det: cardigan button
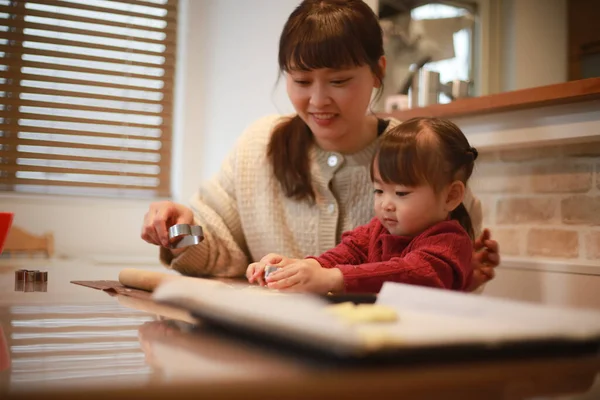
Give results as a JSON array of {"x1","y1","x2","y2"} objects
[
  {"x1": 327, "y1": 155, "x2": 338, "y2": 167},
  {"x1": 326, "y1": 203, "x2": 335, "y2": 214}
]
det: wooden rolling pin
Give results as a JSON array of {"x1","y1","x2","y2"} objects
[{"x1": 118, "y1": 268, "x2": 228, "y2": 292}]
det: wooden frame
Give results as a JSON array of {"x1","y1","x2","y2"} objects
[{"x1": 2, "y1": 225, "x2": 54, "y2": 258}]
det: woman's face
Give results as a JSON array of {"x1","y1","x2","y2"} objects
[{"x1": 285, "y1": 59, "x2": 384, "y2": 149}]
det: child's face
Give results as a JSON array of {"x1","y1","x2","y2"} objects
[{"x1": 372, "y1": 169, "x2": 449, "y2": 237}]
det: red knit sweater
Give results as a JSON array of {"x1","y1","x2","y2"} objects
[{"x1": 311, "y1": 218, "x2": 473, "y2": 293}]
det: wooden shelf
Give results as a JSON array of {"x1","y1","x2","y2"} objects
[{"x1": 381, "y1": 77, "x2": 600, "y2": 121}]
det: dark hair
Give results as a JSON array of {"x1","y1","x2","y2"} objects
[
  {"x1": 267, "y1": 0, "x2": 385, "y2": 202},
  {"x1": 370, "y1": 117, "x2": 478, "y2": 239}
]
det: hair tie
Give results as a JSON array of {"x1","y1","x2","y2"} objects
[{"x1": 468, "y1": 147, "x2": 478, "y2": 161}]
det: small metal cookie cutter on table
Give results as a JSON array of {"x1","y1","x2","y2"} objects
[
  {"x1": 168, "y1": 224, "x2": 204, "y2": 249},
  {"x1": 264, "y1": 265, "x2": 279, "y2": 280}
]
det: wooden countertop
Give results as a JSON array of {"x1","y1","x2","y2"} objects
[
  {"x1": 382, "y1": 77, "x2": 600, "y2": 121},
  {"x1": 1, "y1": 261, "x2": 600, "y2": 399}
]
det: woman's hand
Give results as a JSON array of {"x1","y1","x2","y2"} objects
[
  {"x1": 141, "y1": 201, "x2": 194, "y2": 248},
  {"x1": 246, "y1": 253, "x2": 298, "y2": 286},
  {"x1": 468, "y1": 229, "x2": 500, "y2": 292},
  {"x1": 265, "y1": 259, "x2": 344, "y2": 294}
]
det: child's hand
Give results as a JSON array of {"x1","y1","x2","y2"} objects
[
  {"x1": 246, "y1": 253, "x2": 298, "y2": 286},
  {"x1": 266, "y1": 259, "x2": 344, "y2": 294},
  {"x1": 246, "y1": 262, "x2": 267, "y2": 286}
]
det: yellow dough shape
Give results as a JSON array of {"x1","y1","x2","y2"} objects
[{"x1": 325, "y1": 302, "x2": 398, "y2": 324}]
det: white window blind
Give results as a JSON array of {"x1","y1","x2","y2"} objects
[{"x1": 0, "y1": 0, "x2": 177, "y2": 197}]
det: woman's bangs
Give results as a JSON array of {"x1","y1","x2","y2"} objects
[{"x1": 280, "y1": 17, "x2": 368, "y2": 71}]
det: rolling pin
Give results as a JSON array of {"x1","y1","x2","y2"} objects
[{"x1": 118, "y1": 268, "x2": 228, "y2": 292}]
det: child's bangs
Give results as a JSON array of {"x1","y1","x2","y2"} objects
[
  {"x1": 372, "y1": 120, "x2": 444, "y2": 190},
  {"x1": 279, "y1": 15, "x2": 370, "y2": 71},
  {"x1": 372, "y1": 136, "x2": 427, "y2": 188}
]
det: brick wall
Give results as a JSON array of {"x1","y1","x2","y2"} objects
[{"x1": 470, "y1": 142, "x2": 600, "y2": 262}]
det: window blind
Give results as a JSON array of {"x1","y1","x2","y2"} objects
[{"x1": 0, "y1": 0, "x2": 177, "y2": 197}]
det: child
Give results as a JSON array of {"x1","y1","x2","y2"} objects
[{"x1": 247, "y1": 117, "x2": 477, "y2": 294}]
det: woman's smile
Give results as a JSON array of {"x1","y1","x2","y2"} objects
[{"x1": 310, "y1": 112, "x2": 338, "y2": 126}]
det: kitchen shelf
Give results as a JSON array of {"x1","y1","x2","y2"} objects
[{"x1": 381, "y1": 77, "x2": 600, "y2": 121}]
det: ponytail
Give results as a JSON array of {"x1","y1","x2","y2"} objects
[
  {"x1": 267, "y1": 115, "x2": 315, "y2": 202},
  {"x1": 450, "y1": 202, "x2": 474, "y2": 240}
]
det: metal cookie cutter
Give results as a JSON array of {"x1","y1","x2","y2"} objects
[
  {"x1": 168, "y1": 224, "x2": 204, "y2": 249},
  {"x1": 264, "y1": 265, "x2": 279, "y2": 280},
  {"x1": 15, "y1": 269, "x2": 48, "y2": 292}
]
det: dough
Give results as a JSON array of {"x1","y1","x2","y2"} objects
[{"x1": 325, "y1": 302, "x2": 398, "y2": 324}]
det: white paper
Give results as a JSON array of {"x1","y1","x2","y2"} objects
[
  {"x1": 153, "y1": 280, "x2": 366, "y2": 355},
  {"x1": 152, "y1": 279, "x2": 600, "y2": 356}
]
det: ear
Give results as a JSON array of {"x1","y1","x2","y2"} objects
[
  {"x1": 444, "y1": 181, "x2": 465, "y2": 212},
  {"x1": 374, "y1": 56, "x2": 387, "y2": 88}
]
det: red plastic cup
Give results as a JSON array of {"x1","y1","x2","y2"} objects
[{"x1": 0, "y1": 212, "x2": 14, "y2": 254}]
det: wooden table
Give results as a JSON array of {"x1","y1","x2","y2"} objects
[{"x1": 0, "y1": 260, "x2": 599, "y2": 400}]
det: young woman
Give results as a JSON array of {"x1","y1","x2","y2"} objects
[{"x1": 141, "y1": 0, "x2": 499, "y2": 290}]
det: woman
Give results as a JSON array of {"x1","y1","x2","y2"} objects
[{"x1": 141, "y1": 0, "x2": 499, "y2": 290}]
